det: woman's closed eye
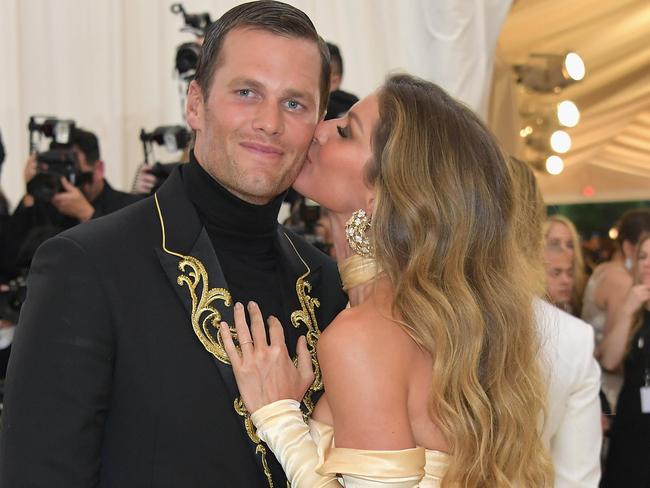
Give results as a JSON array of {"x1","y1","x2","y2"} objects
[{"x1": 337, "y1": 125, "x2": 351, "y2": 138}]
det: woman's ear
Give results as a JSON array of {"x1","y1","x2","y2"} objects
[
  {"x1": 622, "y1": 240, "x2": 636, "y2": 260},
  {"x1": 365, "y1": 194, "x2": 376, "y2": 217}
]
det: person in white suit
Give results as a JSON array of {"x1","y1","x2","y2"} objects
[
  {"x1": 535, "y1": 300, "x2": 602, "y2": 486},
  {"x1": 510, "y1": 157, "x2": 602, "y2": 487}
]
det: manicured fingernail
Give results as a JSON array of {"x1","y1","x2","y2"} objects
[{"x1": 235, "y1": 302, "x2": 243, "y2": 310}]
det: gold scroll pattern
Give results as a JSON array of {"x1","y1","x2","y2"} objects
[{"x1": 155, "y1": 196, "x2": 323, "y2": 488}]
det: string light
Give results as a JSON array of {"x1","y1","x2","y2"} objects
[
  {"x1": 550, "y1": 130, "x2": 572, "y2": 153},
  {"x1": 546, "y1": 155, "x2": 564, "y2": 175},
  {"x1": 557, "y1": 101, "x2": 580, "y2": 127}
]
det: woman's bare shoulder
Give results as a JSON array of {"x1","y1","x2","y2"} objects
[
  {"x1": 315, "y1": 305, "x2": 418, "y2": 449},
  {"x1": 317, "y1": 303, "x2": 415, "y2": 367},
  {"x1": 598, "y1": 263, "x2": 632, "y2": 288}
]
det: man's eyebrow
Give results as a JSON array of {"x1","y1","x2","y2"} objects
[
  {"x1": 348, "y1": 111, "x2": 364, "y2": 134},
  {"x1": 228, "y1": 77, "x2": 265, "y2": 91}
]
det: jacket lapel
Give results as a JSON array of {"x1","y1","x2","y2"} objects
[
  {"x1": 153, "y1": 168, "x2": 272, "y2": 484},
  {"x1": 153, "y1": 168, "x2": 237, "y2": 391},
  {"x1": 275, "y1": 228, "x2": 326, "y2": 414},
  {"x1": 275, "y1": 228, "x2": 323, "y2": 317}
]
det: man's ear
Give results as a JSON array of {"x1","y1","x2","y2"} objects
[
  {"x1": 330, "y1": 73, "x2": 342, "y2": 92},
  {"x1": 93, "y1": 160, "x2": 105, "y2": 182},
  {"x1": 186, "y1": 80, "x2": 205, "y2": 131}
]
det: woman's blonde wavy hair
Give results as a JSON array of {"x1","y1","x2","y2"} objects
[
  {"x1": 509, "y1": 157, "x2": 547, "y2": 297},
  {"x1": 543, "y1": 215, "x2": 586, "y2": 313},
  {"x1": 367, "y1": 75, "x2": 553, "y2": 487}
]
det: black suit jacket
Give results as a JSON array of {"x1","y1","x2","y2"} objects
[
  {"x1": 0, "y1": 181, "x2": 142, "y2": 278},
  {"x1": 0, "y1": 169, "x2": 347, "y2": 487}
]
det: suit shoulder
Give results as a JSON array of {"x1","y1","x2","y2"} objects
[
  {"x1": 57, "y1": 196, "x2": 158, "y2": 251},
  {"x1": 535, "y1": 299, "x2": 595, "y2": 356}
]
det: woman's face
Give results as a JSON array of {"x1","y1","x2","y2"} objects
[
  {"x1": 546, "y1": 221, "x2": 574, "y2": 255},
  {"x1": 636, "y1": 239, "x2": 650, "y2": 285},
  {"x1": 293, "y1": 93, "x2": 379, "y2": 214}
]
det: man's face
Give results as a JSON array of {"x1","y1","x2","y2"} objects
[
  {"x1": 187, "y1": 27, "x2": 322, "y2": 205},
  {"x1": 72, "y1": 145, "x2": 103, "y2": 202},
  {"x1": 544, "y1": 250, "x2": 574, "y2": 308}
]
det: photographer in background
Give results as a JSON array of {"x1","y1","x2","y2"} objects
[
  {"x1": 324, "y1": 42, "x2": 358, "y2": 120},
  {"x1": 132, "y1": 125, "x2": 191, "y2": 195},
  {"x1": 0, "y1": 130, "x2": 8, "y2": 219},
  {"x1": 0, "y1": 131, "x2": 9, "y2": 246},
  {"x1": 0, "y1": 132, "x2": 15, "y2": 388},
  {"x1": 1, "y1": 127, "x2": 142, "y2": 278}
]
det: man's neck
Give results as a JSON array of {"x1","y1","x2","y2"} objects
[{"x1": 87, "y1": 179, "x2": 105, "y2": 202}]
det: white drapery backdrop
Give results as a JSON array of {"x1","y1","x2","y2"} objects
[{"x1": 0, "y1": 0, "x2": 508, "y2": 209}]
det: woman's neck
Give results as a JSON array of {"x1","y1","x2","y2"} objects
[{"x1": 328, "y1": 210, "x2": 378, "y2": 307}]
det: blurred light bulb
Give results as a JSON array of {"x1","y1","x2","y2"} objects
[
  {"x1": 557, "y1": 100, "x2": 580, "y2": 127},
  {"x1": 564, "y1": 52, "x2": 585, "y2": 81},
  {"x1": 609, "y1": 227, "x2": 619, "y2": 240},
  {"x1": 546, "y1": 155, "x2": 564, "y2": 175},
  {"x1": 519, "y1": 125, "x2": 533, "y2": 138},
  {"x1": 550, "y1": 130, "x2": 572, "y2": 153}
]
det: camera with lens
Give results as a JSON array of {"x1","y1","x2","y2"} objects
[
  {"x1": 171, "y1": 3, "x2": 211, "y2": 80},
  {"x1": 175, "y1": 42, "x2": 201, "y2": 81},
  {"x1": 137, "y1": 125, "x2": 191, "y2": 194},
  {"x1": 0, "y1": 276, "x2": 26, "y2": 325},
  {"x1": 170, "y1": 3, "x2": 211, "y2": 120},
  {"x1": 171, "y1": 3, "x2": 211, "y2": 35},
  {"x1": 26, "y1": 116, "x2": 92, "y2": 202}
]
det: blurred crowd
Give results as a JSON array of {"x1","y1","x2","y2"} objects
[{"x1": 541, "y1": 209, "x2": 650, "y2": 483}]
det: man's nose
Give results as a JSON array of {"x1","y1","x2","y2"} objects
[{"x1": 253, "y1": 100, "x2": 283, "y2": 136}]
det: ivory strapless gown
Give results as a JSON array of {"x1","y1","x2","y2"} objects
[{"x1": 251, "y1": 399, "x2": 450, "y2": 487}]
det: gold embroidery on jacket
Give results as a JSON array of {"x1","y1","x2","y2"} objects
[
  {"x1": 155, "y1": 194, "x2": 234, "y2": 362},
  {"x1": 283, "y1": 232, "x2": 323, "y2": 420},
  {"x1": 155, "y1": 196, "x2": 322, "y2": 487}
]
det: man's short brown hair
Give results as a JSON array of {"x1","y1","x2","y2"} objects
[{"x1": 194, "y1": 1, "x2": 331, "y2": 116}]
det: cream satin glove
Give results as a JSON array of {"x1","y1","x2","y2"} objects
[{"x1": 251, "y1": 400, "x2": 431, "y2": 488}]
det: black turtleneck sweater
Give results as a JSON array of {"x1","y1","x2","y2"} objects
[{"x1": 181, "y1": 153, "x2": 289, "y2": 329}]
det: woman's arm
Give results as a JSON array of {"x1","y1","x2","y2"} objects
[
  {"x1": 220, "y1": 302, "x2": 429, "y2": 487},
  {"x1": 598, "y1": 284, "x2": 650, "y2": 370},
  {"x1": 597, "y1": 268, "x2": 633, "y2": 340}
]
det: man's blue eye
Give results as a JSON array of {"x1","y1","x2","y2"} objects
[
  {"x1": 238, "y1": 89, "x2": 251, "y2": 96},
  {"x1": 287, "y1": 100, "x2": 301, "y2": 110}
]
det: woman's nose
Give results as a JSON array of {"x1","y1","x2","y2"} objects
[{"x1": 312, "y1": 120, "x2": 333, "y2": 145}]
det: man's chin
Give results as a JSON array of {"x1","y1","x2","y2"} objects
[{"x1": 235, "y1": 180, "x2": 289, "y2": 206}]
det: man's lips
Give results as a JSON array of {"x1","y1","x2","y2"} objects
[{"x1": 240, "y1": 141, "x2": 284, "y2": 156}]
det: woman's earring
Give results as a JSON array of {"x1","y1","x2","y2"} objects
[
  {"x1": 625, "y1": 257, "x2": 633, "y2": 271},
  {"x1": 345, "y1": 209, "x2": 373, "y2": 257}
]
